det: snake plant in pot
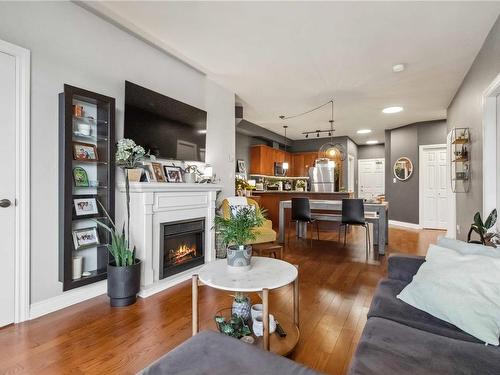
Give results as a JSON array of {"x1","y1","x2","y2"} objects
[
  {"x1": 214, "y1": 205, "x2": 265, "y2": 270},
  {"x1": 94, "y1": 139, "x2": 149, "y2": 307}
]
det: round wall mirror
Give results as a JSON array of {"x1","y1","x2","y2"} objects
[{"x1": 393, "y1": 157, "x2": 413, "y2": 181}]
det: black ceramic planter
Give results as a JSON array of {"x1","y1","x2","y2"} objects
[{"x1": 107, "y1": 259, "x2": 141, "y2": 307}]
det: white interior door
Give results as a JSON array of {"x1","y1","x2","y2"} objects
[
  {"x1": 421, "y1": 146, "x2": 448, "y2": 229},
  {"x1": 0, "y1": 50, "x2": 16, "y2": 326},
  {"x1": 358, "y1": 158, "x2": 385, "y2": 199}
]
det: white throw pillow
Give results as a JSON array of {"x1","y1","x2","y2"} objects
[
  {"x1": 397, "y1": 244, "x2": 500, "y2": 345},
  {"x1": 437, "y1": 236, "x2": 500, "y2": 258}
]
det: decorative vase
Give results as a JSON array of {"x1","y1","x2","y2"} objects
[
  {"x1": 244, "y1": 189, "x2": 252, "y2": 197},
  {"x1": 127, "y1": 168, "x2": 142, "y2": 182},
  {"x1": 296, "y1": 187, "x2": 304, "y2": 192},
  {"x1": 107, "y1": 259, "x2": 141, "y2": 307},
  {"x1": 226, "y1": 245, "x2": 252, "y2": 270},
  {"x1": 183, "y1": 172, "x2": 196, "y2": 183},
  {"x1": 232, "y1": 296, "x2": 252, "y2": 321},
  {"x1": 252, "y1": 313, "x2": 277, "y2": 336}
]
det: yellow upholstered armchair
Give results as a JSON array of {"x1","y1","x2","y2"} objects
[{"x1": 220, "y1": 198, "x2": 277, "y2": 245}]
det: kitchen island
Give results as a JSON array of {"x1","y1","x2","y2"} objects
[{"x1": 251, "y1": 191, "x2": 353, "y2": 229}]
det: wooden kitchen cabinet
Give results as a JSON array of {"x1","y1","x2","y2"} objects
[
  {"x1": 250, "y1": 145, "x2": 293, "y2": 176},
  {"x1": 292, "y1": 152, "x2": 317, "y2": 177}
]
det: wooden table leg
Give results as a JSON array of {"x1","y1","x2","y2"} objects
[
  {"x1": 192, "y1": 274, "x2": 199, "y2": 336},
  {"x1": 293, "y1": 265, "x2": 299, "y2": 327},
  {"x1": 262, "y1": 288, "x2": 270, "y2": 351}
]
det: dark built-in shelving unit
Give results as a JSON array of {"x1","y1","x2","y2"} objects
[{"x1": 59, "y1": 84, "x2": 115, "y2": 291}]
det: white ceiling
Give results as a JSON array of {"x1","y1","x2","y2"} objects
[{"x1": 85, "y1": 1, "x2": 500, "y2": 143}]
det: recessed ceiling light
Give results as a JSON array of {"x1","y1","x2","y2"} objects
[
  {"x1": 382, "y1": 106, "x2": 403, "y2": 114},
  {"x1": 392, "y1": 64, "x2": 405, "y2": 73},
  {"x1": 357, "y1": 129, "x2": 372, "y2": 134},
  {"x1": 366, "y1": 140, "x2": 378, "y2": 145}
]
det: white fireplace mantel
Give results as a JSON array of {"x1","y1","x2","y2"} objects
[{"x1": 118, "y1": 182, "x2": 222, "y2": 297}]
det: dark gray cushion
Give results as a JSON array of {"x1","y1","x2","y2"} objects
[
  {"x1": 139, "y1": 330, "x2": 322, "y2": 375},
  {"x1": 348, "y1": 317, "x2": 500, "y2": 375},
  {"x1": 368, "y1": 278, "x2": 481, "y2": 343}
]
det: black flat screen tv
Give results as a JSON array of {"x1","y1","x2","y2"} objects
[{"x1": 124, "y1": 81, "x2": 207, "y2": 162}]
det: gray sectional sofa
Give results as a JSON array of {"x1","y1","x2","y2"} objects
[
  {"x1": 348, "y1": 253, "x2": 500, "y2": 375},
  {"x1": 140, "y1": 253, "x2": 500, "y2": 374}
]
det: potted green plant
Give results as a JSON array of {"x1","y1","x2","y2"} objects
[
  {"x1": 468, "y1": 209, "x2": 499, "y2": 247},
  {"x1": 116, "y1": 138, "x2": 149, "y2": 182},
  {"x1": 295, "y1": 179, "x2": 306, "y2": 192},
  {"x1": 214, "y1": 205, "x2": 265, "y2": 270},
  {"x1": 94, "y1": 138, "x2": 149, "y2": 307},
  {"x1": 95, "y1": 203, "x2": 141, "y2": 306}
]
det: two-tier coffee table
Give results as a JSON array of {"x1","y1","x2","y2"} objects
[{"x1": 192, "y1": 256, "x2": 300, "y2": 356}]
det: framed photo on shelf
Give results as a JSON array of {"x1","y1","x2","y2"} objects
[
  {"x1": 73, "y1": 142, "x2": 99, "y2": 161},
  {"x1": 237, "y1": 159, "x2": 247, "y2": 174},
  {"x1": 164, "y1": 166, "x2": 183, "y2": 183},
  {"x1": 73, "y1": 197, "x2": 99, "y2": 216},
  {"x1": 151, "y1": 162, "x2": 166, "y2": 182},
  {"x1": 72, "y1": 227, "x2": 100, "y2": 250},
  {"x1": 73, "y1": 167, "x2": 89, "y2": 187}
]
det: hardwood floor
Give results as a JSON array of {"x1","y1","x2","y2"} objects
[{"x1": 0, "y1": 226, "x2": 443, "y2": 375}]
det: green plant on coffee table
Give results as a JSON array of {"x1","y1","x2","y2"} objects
[
  {"x1": 468, "y1": 209, "x2": 499, "y2": 247},
  {"x1": 215, "y1": 312, "x2": 252, "y2": 339},
  {"x1": 214, "y1": 205, "x2": 265, "y2": 247}
]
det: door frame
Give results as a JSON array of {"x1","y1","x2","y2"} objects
[
  {"x1": 482, "y1": 72, "x2": 500, "y2": 217},
  {"x1": 419, "y1": 144, "x2": 447, "y2": 229},
  {"x1": 0, "y1": 39, "x2": 31, "y2": 323}
]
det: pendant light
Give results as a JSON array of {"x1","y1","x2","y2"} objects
[{"x1": 282, "y1": 125, "x2": 289, "y2": 170}]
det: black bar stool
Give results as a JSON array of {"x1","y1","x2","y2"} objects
[{"x1": 288, "y1": 198, "x2": 320, "y2": 247}]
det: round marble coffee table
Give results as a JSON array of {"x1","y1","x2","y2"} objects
[{"x1": 192, "y1": 256, "x2": 299, "y2": 355}]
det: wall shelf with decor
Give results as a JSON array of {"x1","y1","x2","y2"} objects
[
  {"x1": 59, "y1": 84, "x2": 116, "y2": 291},
  {"x1": 450, "y1": 127, "x2": 470, "y2": 193}
]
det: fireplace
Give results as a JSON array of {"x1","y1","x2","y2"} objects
[{"x1": 160, "y1": 218, "x2": 205, "y2": 279}]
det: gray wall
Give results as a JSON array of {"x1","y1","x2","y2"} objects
[
  {"x1": 358, "y1": 144, "x2": 385, "y2": 160},
  {"x1": 385, "y1": 120, "x2": 447, "y2": 224},
  {"x1": 0, "y1": 2, "x2": 235, "y2": 303},
  {"x1": 447, "y1": 15, "x2": 500, "y2": 240},
  {"x1": 235, "y1": 133, "x2": 265, "y2": 174}
]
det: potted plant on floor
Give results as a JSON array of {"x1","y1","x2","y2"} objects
[
  {"x1": 214, "y1": 205, "x2": 265, "y2": 270},
  {"x1": 468, "y1": 209, "x2": 499, "y2": 247},
  {"x1": 95, "y1": 138, "x2": 149, "y2": 307}
]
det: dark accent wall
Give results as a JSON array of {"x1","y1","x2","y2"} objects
[
  {"x1": 358, "y1": 144, "x2": 385, "y2": 159},
  {"x1": 235, "y1": 132, "x2": 266, "y2": 174},
  {"x1": 447, "y1": 15, "x2": 500, "y2": 240},
  {"x1": 385, "y1": 120, "x2": 447, "y2": 224}
]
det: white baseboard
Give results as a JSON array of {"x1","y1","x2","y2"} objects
[
  {"x1": 389, "y1": 220, "x2": 422, "y2": 230},
  {"x1": 29, "y1": 281, "x2": 106, "y2": 320}
]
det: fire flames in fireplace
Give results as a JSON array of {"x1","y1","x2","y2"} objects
[{"x1": 168, "y1": 243, "x2": 197, "y2": 264}]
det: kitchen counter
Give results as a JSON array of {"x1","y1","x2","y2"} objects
[{"x1": 251, "y1": 191, "x2": 353, "y2": 228}]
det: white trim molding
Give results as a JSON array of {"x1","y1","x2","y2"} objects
[
  {"x1": 0, "y1": 39, "x2": 31, "y2": 323},
  {"x1": 482, "y1": 72, "x2": 500, "y2": 217},
  {"x1": 30, "y1": 281, "x2": 106, "y2": 320},
  {"x1": 389, "y1": 220, "x2": 422, "y2": 230}
]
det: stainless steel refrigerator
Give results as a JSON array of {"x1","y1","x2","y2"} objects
[{"x1": 309, "y1": 160, "x2": 336, "y2": 192}]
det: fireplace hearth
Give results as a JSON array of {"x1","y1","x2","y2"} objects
[{"x1": 160, "y1": 218, "x2": 205, "y2": 279}]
